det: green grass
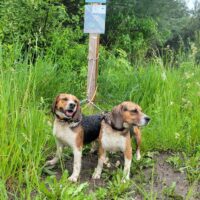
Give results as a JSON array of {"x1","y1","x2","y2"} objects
[
  {"x1": 98, "y1": 59, "x2": 200, "y2": 152},
  {"x1": 0, "y1": 43, "x2": 200, "y2": 199}
]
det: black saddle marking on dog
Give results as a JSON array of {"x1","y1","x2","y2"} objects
[{"x1": 81, "y1": 114, "x2": 103, "y2": 144}]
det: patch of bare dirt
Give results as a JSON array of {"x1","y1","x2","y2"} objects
[
  {"x1": 154, "y1": 153, "x2": 189, "y2": 197},
  {"x1": 135, "y1": 152, "x2": 199, "y2": 200},
  {"x1": 43, "y1": 151, "x2": 199, "y2": 199},
  {"x1": 44, "y1": 151, "x2": 106, "y2": 188}
]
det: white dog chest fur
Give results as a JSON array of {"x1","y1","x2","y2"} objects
[
  {"x1": 53, "y1": 120, "x2": 77, "y2": 147},
  {"x1": 101, "y1": 127, "x2": 126, "y2": 152}
]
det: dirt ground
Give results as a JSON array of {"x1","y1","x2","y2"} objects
[{"x1": 44, "y1": 151, "x2": 200, "y2": 199}]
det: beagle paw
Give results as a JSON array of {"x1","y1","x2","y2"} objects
[
  {"x1": 92, "y1": 172, "x2": 101, "y2": 179},
  {"x1": 45, "y1": 159, "x2": 58, "y2": 166},
  {"x1": 68, "y1": 175, "x2": 78, "y2": 182},
  {"x1": 104, "y1": 157, "x2": 111, "y2": 168},
  {"x1": 121, "y1": 177, "x2": 129, "y2": 183},
  {"x1": 136, "y1": 152, "x2": 141, "y2": 161}
]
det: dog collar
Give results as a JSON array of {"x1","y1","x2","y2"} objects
[
  {"x1": 110, "y1": 122, "x2": 126, "y2": 132},
  {"x1": 102, "y1": 112, "x2": 126, "y2": 132},
  {"x1": 55, "y1": 113, "x2": 71, "y2": 122},
  {"x1": 55, "y1": 113, "x2": 82, "y2": 128}
]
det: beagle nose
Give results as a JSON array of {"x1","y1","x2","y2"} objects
[
  {"x1": 144, "y1": 116, "x2": 150, "y2": 123},
  {"x1": 69, "y1": 103, "x2": 75, "y2": 109}
]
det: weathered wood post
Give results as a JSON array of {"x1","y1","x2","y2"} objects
[
  {"x1": 84, "y1": 0, "x2": 107, "y2": 103},
  {"x1": 87, "y1": 33, "x2": 100, "y2": 101}
]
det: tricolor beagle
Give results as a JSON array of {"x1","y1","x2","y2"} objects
[
  {"x1": 46, "y1": 93, "x2": 102, "y2": 182},
  {"x1": 92, "y1": 101, "x2": 150, "y2": 181}
]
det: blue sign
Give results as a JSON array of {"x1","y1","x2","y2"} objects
[
  {"x1": 86, "y1": 0, "x2": 106, "y2": 3},
  {"x1": 84, "y1": 5, "x2": 106, "y2": 34}
]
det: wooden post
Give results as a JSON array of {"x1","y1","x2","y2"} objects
[{"x1": 87, "y1": 33, "x2": 100, "y2": 102}]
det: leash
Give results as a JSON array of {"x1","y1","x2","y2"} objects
[
  {"x1": 80, "y1": 85, "x2": 104, "y2": 112},
  {"x1": 80, "y1": 98, "x2": 104, "y2": 112}
]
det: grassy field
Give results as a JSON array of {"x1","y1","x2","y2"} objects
[{"x1": 0, "y1": 44, "x2": 200, "y2": 199}]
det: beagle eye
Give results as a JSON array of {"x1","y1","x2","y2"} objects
[
  {"x1": 130, "y1": 109, "x2": 138, "y2": 114},
  {"x1": 58, "y1": 107, "x2": 63, "y2": 111},
  {"x1": 123, "y1": 107, "x2": 128, "y2": 111},
  {"x1": 74, "y1": 100, "x2": 78, "y2": 104},
  {"x1": 62, "y1": 98, "x2": 68, "y2": 101}
]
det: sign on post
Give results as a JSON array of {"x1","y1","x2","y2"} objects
[
  {"x1": 84, "y1": 5, "x2": 106, "y2": 34},
  {"x1": 86, "y1": 0, "x2": 106, "y2": 3},
  {"x1": 84, "y1": 1, "x2": 107, "y2": 103}
]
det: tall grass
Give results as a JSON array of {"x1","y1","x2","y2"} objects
[
  {"x1": 0, "y1": 41, "x2": 87, "y2": 198},
  {"x1": 0, "y1": 61, "x2": 51, "y2": 198},
  {"x1": 98, "y1": 58, "x2": 200, "y2": 152},
  {"x1": 0, "y1": 42, "x2": 199, "y2": 198}
]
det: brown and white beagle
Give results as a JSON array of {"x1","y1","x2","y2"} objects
[
  {"x1": 46, "y1": 93, "x2": 102, "y2": 182},
  {"x1": 92, "y1": 101, "x2": 150, "y2": 181}
]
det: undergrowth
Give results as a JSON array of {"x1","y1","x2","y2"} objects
[{"x1": 0, "y1": 42, "x2": 199, "y2": 199}]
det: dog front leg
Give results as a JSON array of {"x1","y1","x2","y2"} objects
[
  {"x1": 46, "y1": 141, "x2": 63, "y2": 166},
  {"x1": 68, "y1": 148, "x2": 82, "y2": 182},
  {"x1": 92, "y1": 145, "x2": 106, "y2": 179},
  {"x1": 122, "y1": 144, "x2": 132, "y2": 182}
]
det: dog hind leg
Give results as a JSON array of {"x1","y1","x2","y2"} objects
[{"x1": 46, "y1": 141, "x2": 63, "y2": 166}]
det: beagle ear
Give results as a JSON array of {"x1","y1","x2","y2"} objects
[
  {"x1": 52, "y1": 95, "x2": 60, "y2": 114},
  {"x1": 111, "y1": 104, "x2": 124, "y2": 129},
  {"x1": 73, "y1": 101, "x2": 82, "y2": 121}
]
